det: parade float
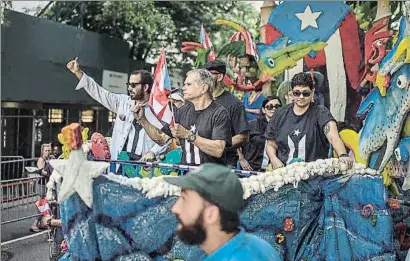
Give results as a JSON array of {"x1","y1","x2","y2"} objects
[{"x1": 46, "y1": 1, "x2": 410, "y2": 260}]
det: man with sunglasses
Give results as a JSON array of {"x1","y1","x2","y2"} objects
[
  {"x1": 265, "y1": 72, "x2": 353, "y2": 169},
  {"x1": 202, "y1": 60, "x2": 250, "y2": 168},
  {"x1": 66, "y1": 57, "x2": 170, "y2": 166}
]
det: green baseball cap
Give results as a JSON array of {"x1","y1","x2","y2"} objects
[{"x1": 163, "y1": 163, "x2": 244, "y2": 213}]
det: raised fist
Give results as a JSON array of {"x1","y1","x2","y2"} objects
[{"x1": 66, "y1": 57, "x2": 81, "y2": 74}]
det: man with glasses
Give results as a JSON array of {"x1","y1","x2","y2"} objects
[
  {"x1": 202, "y1": 60, "x2": 250, "y2": 168},
  {"x1": 133, "y1": 69, "x2": 232, "y2": 165},
  {"x1": 66, "y1": 57, "x2": 169, "y2": 165},
  {"x1": 265, "y1": 72, "x2": 353, "y2": 169}
]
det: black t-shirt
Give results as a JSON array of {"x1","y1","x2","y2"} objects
[
  {"x1": 264, "y1": 103, "x2": 335, "y2": 164},
  {"x1": 171, "y1": 101, "x2": 232, "y2": 165},
  {"x1": 243, "y1": 117, "x2": 268, "y2": 171},
  {"x1": 215, "y1": 91, "x2": 250, "y2": 166}
]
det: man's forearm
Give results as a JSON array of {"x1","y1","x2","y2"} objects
[
  {"x1": 237, "y1": 148, "x2": 245, "y2": 160},
  {"x1": 74, "y1": 71, "x2": 83, "y2": 80},
  {"x1": 266, "y1": 140, "x2": 278, "y2": 163},
  {"x1": 325, "y1": 121, "x2": 348, "y2": 157},
  {"x1": 139, "y1": 118, "x2": 171, "y2": 146},
  {"x1": 232, "y1": 133, "x2": 248, "y2": 148},
  {"x1": 329, "y1": 137, "x2": 348, "y2": 157},
  {"x1": 193, "y1": 136, "x2": 225, "y2": 158}
]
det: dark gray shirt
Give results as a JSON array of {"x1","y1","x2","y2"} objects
[
  {"x1": 264, "y1": 103, "x2": 335, "y2": 164},
  {"x1": 169, "y1": 101, "x2": 232, "y2": 165},
  {"x1": 215, "y1": 91, "x2": 250, "y2": 166}
]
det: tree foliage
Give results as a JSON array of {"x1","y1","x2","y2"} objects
[
  {"x1": 39, "y1": 1, "x2": 260, "y2": 67},
  {"x1": 347, "y1": 1, "x2": 404, "y2": 32},
  {"x1": 1, "y1": 1, "x2": 12, "y2": 26}
]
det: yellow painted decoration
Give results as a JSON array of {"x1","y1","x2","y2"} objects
[
  {"x1": 390, "y1": 181, "x2": 400, "y2": 197},
  {"x1": 58, "y1": 133, "x2": 71, "y2": 159},
  {"x1": 338, "y1": 129, "x2": 366, "y2": 164},
  {"x1": 266, "y1": 163, "x2": 273, "y2": 171},
  {"x1": 401, "y1": 116, "x2": 410, "y2": 137},
  {"x1": 215, "y1": 19, "x2": 245, "y2": 32},
  {"x1": 359, "y1": 21, "x2": 370, "y2": 30},
  {"x1": 382, "y1": 161, "x2": 393, "y2": 186},
  {"x1": 375, "y1": 73, "x2": 387, "y2": 96},
  {"x1": 57, "y1": 126, "x2": 90, "y2": 159},
  {"x1": 394, "y1": 37, "x2": 410, "y2": 63},
  {"x1": 82, "y1": 127, "x2": 90, "y2": 143},
  {"x1": 258, "y1": 41, "x2": 327, "y2": 77}
]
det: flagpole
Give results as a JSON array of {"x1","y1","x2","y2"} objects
[{"x1": 169, "y1": 98, "x2": 176, "y2": 126}]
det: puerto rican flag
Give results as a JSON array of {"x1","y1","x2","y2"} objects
[
  {"x1": 265, "y1": 2, "x2": 362, "y2": 122},
  {"x1": 149, "y1": 48, "x2": 173, "y2": 124},
  {"x1": 200, "y1": 24, "x2": 216, "y2": 62},
  {"x1": 35, "y1": 197, "x2": 50, "y2": 216}
]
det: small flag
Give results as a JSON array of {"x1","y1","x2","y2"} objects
[
  {"x1": 200, "y1": 24, "x2": 216, "y2": 61},
  {"x1": 149, "y1": 48, "x2": 173, "y2": 124},
  {"x1": 35, "y1": 197, "x2": 50, "y2": 216}
]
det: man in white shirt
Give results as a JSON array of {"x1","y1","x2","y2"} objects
[{"x1": 66, "y1": 57, "x2": 170, "y2": 165}]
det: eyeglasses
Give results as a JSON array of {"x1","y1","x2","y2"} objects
[
  {"x1": 126, "y1": 82, "x2": 144, "y2": 88},
  {"x1": 265, "y1": 104, "x2": 281, "y2": 111},
  {"x1": 292, "y1": 90, "x2": 312, "y2": 98}
]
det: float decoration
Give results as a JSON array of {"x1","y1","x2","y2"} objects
[
  {"x1": 359, "y1": 18, "x2": 393, "y2": 91},
  {"x1": 180, "y1": 25, "x2": 215, "y2": 68},
  {"x1": 56, "y1": 160, "x2": 394, "y2": 260},
  {"x1": 265, "y1": 1, "x2": 363, "y2": 122},
  {"x1": 216, "y1": 19, "x2": 272, "y2": 92},
  {"x1": 257, "y1": 37, "x2": 327, "y2": 77},
  {"x1": 48, "y1": 123, "x2": 109, "y2": 208},
  {"x1": 357, "y1": 4, "x2": 410, "y2": 176},
  {"x1": 58, "y1": 126, "x2": 89, "y2": 159}
]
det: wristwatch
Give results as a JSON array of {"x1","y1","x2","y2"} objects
[
  {"x1": 339, "y1": 153, "x2": 349, "y2": 158},
  {"x1": 187, "y1": 131, "x2": 196, "y2": 143}
]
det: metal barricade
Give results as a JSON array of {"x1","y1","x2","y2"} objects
[
  {"x1": 1, "y1": 176, "x2": 44, "y2": 225},
  {"x1": 1, "y1": 156, "x2": 25, "y2": 180},
  {"x1": 1, "y1": 158, "x2": 42, "y2": 225}
]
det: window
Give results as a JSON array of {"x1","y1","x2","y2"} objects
[
  {"x1": 81, "y1": 110, "x2": 94, "y2": 123},
  {"x1": 48, "y1": 109, "x2": 63, "y2": 123},
  {"x1": 108, "y1": 111, "x2": 116, "y2": 123}
]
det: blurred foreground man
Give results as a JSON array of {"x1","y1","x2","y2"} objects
[{"x1": 164, "y1": 163, "x2": 282, "y2": 261}]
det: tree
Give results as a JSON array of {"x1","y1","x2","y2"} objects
[
  {"x1": 347, "y1": 1, "x2": 404, "y2": 31},
  {"x1": 1, "y1": 1, "x2": 12, "y2": 26},
  {"x1": 39, "y1": 1, "x2": 260, "y2": 67}
]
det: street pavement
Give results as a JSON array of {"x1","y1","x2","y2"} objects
[{"x1": 2, "y1": 203, "x2": 50, "y2": 261}]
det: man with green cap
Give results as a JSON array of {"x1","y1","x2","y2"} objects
[{"x1": 164, "y1": 163, "x2": 281, "y2": 261}]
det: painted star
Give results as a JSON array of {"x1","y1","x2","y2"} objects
[
  {"x1": 294, "y1": 129, "x2": 301, "y2": 137},
  {"x1": 190, "y1": 125, "x2": 197, "y2": 133},
  {"x1": 295, "y1": 5, "x2": 322, "y2": 31},
  {"x1": 49, "y1": 149, "x2": 110, "y2": 208}
]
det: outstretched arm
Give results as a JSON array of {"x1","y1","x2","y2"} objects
[{"x1": 67, "y1": 57, "x2": 125, "y2": 113}]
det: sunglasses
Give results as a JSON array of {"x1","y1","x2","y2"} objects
[
  {"x1": 292, "y1": 90, "x2": 312, "y2": 98},
  {"x1": 126, "y1": 82, "x2": 144, "y2": 88},
  {"x1": 265, "y1": 104, "x2": 281, "y2": 111}
]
